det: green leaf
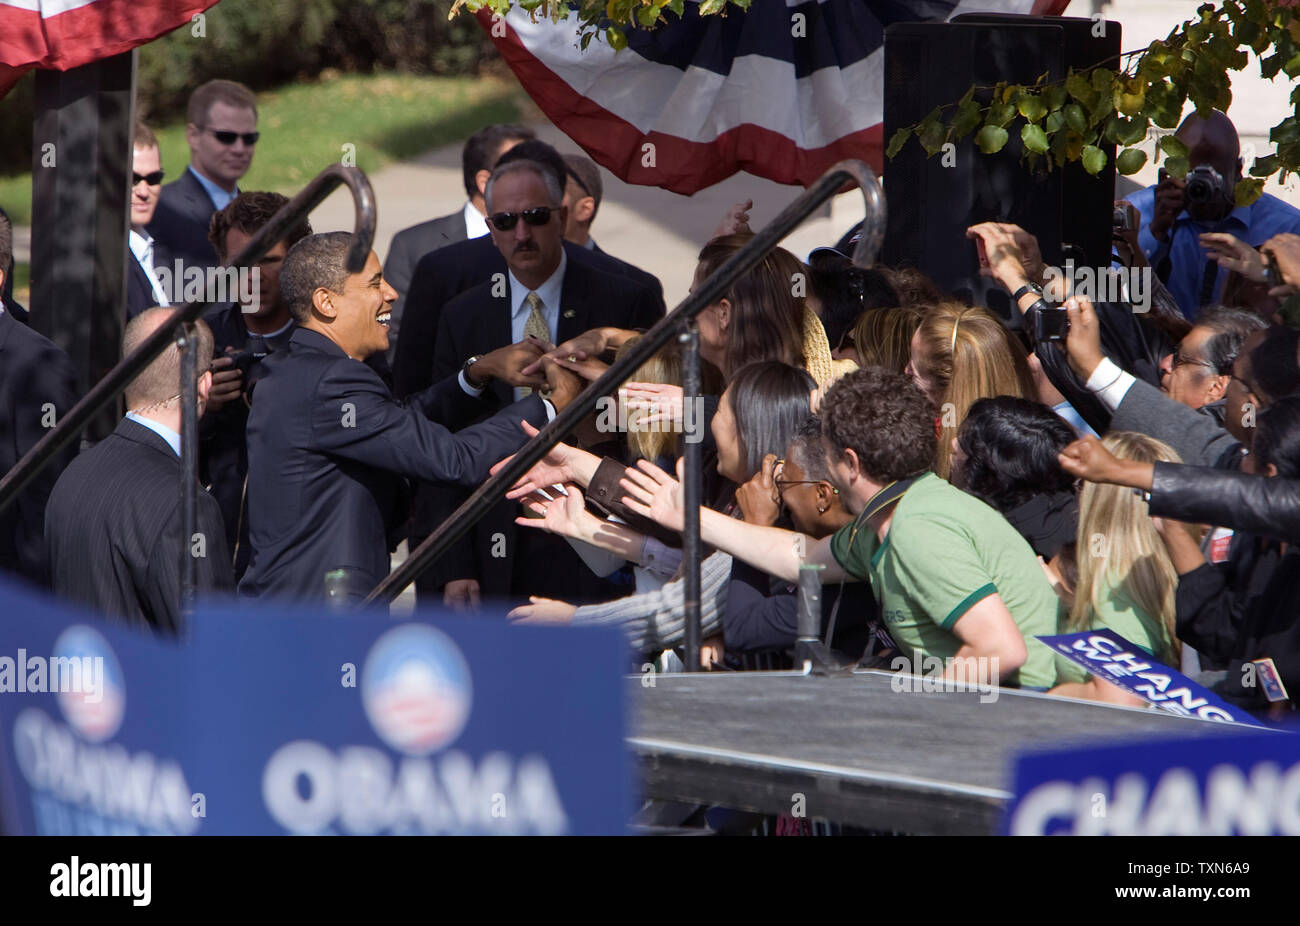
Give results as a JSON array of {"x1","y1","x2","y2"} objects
[
  {"x1": 1091, "y1": 67, "x2": 1115, "y2": 90},
  {"x1": 1063, "y1": 102, "x2": 1088, "y2": 134},
  {"x1": 1045, "y1": 110, "x2": 1065, "y2": 134},
  {"x1": 1021, "y1": 123, "x2": 1050, "y2": 154},
  {"x1": 1164, "y1": 155, "x2": 1189, "y2": 179},
  {"x1": 1250, "y1": 153, "x2": 1279, "y2": 176},
  {"x1": 975, "y1": 124, "x2": 1009, "y2": 155},
  {"x1": 917, "y1": 117, "x2": 947, "y2": 156},
  {"x1": 1081, "y1": 145, "x2": 1107, "y2": 175},
  {"x1": 951, "y1": 99, "x2": 983, "y2": 139},
  {"x1": 1065, "y1": 71, "x2": 1096, "y2": 105},
  {"x1": 698, "y1": 0, "x2": 726, "y2": 13},
  {"x1": 1016, "y1": 93, "x2": 1047, "y2": 122},
  {"x1": 885, "y1": 127, "x2": 911, "y2": 159},
  {"x1": 1159, "y1": 135, "x2": 1189, "y2": 159},
  {"x1": 1043, "y1": 83, "x2": 1067, "y2": 111},
  {"x1": 1234, "y1": 177, "x2": 1266, "y2": 206},
  {"x1": 606, "y1": 26, "x2": 628, "y2": 50},
  {"x1": 986, "y1": 102, "x2": 1017, "y2": 128},
  {"x1": 1103, "y1": 115, "x2": 1126, "y2": 144},
  {"x1": 1116, "y1": 147, "x2": 1148, "y2": 175},
  {"x1": 1118, "y1": 115, "x2": 1150, "y2": 146},
  {"x1": 635, "y1": 4, "x2": 659, "y2": 27}
]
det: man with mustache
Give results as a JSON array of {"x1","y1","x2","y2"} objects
[{"x1": 429, "y1": 158, "x2": 662, "y2": 610}]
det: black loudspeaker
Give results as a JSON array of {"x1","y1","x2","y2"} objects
[{"x1": 882, "y1": 16, "x2": 1120, "y2": 322}]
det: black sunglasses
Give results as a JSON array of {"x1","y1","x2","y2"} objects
[
  {"x1": 132, "y1": 170, "x2": 165, "y2": 186},
  {"x1": 201, "y1": 127, "x2": 260, "y2": 146},
  {"x1": 488, "y1": 207, "x2": 556, "y2": 231}
]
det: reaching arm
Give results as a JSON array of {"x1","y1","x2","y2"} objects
[
  {"x1": 944, "y1": 594, "x2": 1028, "y2": 683},
  {"x1": 619, "y1": 458, "x2": 847, "y2": 583}
]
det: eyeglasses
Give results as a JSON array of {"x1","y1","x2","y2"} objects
[
  {"x1": 200, "y1": 127, "x2": 260, "y2": 146},
  {"x1": 132, "y1": 170, "x2": 165, "y2": 186},
  {"x1": 772, "y1": 459, "x2": 838, "y2": 497},
  {"x1": 488, "y1": 207, "x2": 556, "y2": 231},
  {"x1": 1170, "y1": 348, "x2": 1216, "y2": 371}
]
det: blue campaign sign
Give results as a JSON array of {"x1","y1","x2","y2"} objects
[
  {"x1": 0, "y1": 582, "x2": 201, "y2": 835},
  {"x1": 186, "y1": 602, "x2": 633, "y2": 835},
  {"x1": 0, "y1": 577, "x2": 632, "y2": 835},
  {"x1": 1038, "y1": 629, "x2": 1262, "y2": 726},
  {"x1": 1004, "y1": 729, "x2": 1300, "y2": 835}
]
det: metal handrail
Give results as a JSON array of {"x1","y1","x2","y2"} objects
[
  {"x1": 0, "y1": 164, "x2": 377, "y2": 518},
  {"x1": 365, "y1": 160, "x2": 887, "y2": 638}
]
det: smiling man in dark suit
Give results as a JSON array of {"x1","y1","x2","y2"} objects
[
  {"x1": 45, "y1": 309, "x2": 232, "y2": 633},
  {"x1": 148, "y1": 80, "x2": 258, "y2": 274},
  {"x1": 425, "y1": 157, "x2": 662, "y2": 610},
  {"x1": 238, "y1": 231, "x2": 580, "y2": 604},
  {"x1": 382, "y1": 123, "x2": 535, "y2": 360}
]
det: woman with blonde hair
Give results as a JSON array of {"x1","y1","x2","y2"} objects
[
  {"x1": 1049, "y1": 431, "x2": 1196, "y2": 706},
  {"x1": 906, "y1": 302, "x2": 1037, "y2": 480},
  {"x1": 839, "y1": 304, "x2": 924, "y2": 372}
]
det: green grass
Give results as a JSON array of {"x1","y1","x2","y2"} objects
[
  {"x1": 9, "y1": 260, "x2": 28, "y2": 308},
  {"x1": 0, "y1": 72, "x2": 529, "y2": 227}
]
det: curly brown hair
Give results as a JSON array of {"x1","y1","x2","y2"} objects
[
  {"x1": 821, "y1": 368, "x2": 936, "y2": 484},
  {"x1": 208, "y1": 191, "x2": 312, "y2": 263}
]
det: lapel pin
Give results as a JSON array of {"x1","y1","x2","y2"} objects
[{"x1": 563, "y1": 309, "x2": 576, "y2": 319}]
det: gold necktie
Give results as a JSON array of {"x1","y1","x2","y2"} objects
[{"x1": 523, "y1": 291, "x2": 550, "y2": 345}]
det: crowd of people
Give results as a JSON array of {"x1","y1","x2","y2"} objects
[{"x1": 3, "y1": 77, "x2": 1300, "y2": 722}]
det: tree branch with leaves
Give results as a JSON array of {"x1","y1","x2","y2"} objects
[
  {"x1": 449, "y1": 0, "x2": 752, "y2": 50},
  {"x1": 886, "y1": 1, "x2": 1300, "y2": 206}
]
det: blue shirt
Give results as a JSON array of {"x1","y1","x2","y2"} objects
[
  {"x1": 188, "y1": 165, "x2": 238, "y2": 212},
  {"x1": 1126, "y1": 185, "x2": 1300, "y2": 320},
  {"x1": 125, "y1": 412, "x2": 181, "y2": 457}
]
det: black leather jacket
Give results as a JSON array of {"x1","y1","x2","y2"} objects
[{"x1": 1149, "y1": 462, "x2": 1300, "y2": 542}]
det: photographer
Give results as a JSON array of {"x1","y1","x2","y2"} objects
[{"x1": 1125, "y1": 109, "x2": 1300, "y2": 320}]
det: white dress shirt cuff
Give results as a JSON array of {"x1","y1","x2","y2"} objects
[
  {"x1": 457, "y1": 369, "x2": 486, "y2": 397},
  {"x1": 1085, "y1": 356, "x2": 1137, "y2": 412}
]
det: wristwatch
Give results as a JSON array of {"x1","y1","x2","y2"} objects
[
  {"x1": 1011, "y1": 281, "x2": 1044, "y2": 303},
  {"x1": 462, "y1": 354, "x2": 487, "y2": 389}
]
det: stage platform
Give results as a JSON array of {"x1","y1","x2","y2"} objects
[{"x1": 629, "y1": 670, "x2": 1269, "y2": 834}]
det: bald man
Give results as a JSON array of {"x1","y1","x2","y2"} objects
[
  {"x1": 45, "y1": 309, "x2": 233, "y2": 634},
  {"x1": 1124, "y1": 109, "x2": 1300, "y2": 320}
]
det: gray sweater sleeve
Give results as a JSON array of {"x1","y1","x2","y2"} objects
[
  {"x1": 571, "y1": 551, "x2": 732, "y2": 653},
  {"x1": 1109, "y1": 376, "x2": 1242, "y2": 467}
]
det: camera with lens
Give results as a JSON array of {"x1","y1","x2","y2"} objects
[{"x1": 1184, "y1": 164, "x2": 1232, "y2": 208}]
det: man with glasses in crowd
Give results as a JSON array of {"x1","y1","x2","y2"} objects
[
  {"x1": 149, "y1": 79, "x2": 259, "y2": 274},
  {"x1": 429, "y1": 157, "x2": 661, "y2": 610},
  {"x1": 127, "y1": 122, "x2": 170, "y2": 319}
]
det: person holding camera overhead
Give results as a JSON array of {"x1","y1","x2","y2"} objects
[{"x1": 1124, "y1": 109, "x2": 1300, "y2": 321}]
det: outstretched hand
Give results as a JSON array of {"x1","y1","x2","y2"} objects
[
  {"x1": 515, "y1": 484, "x2": 592, "y2": 541},
  {"x1": 491, "y1": 420, "x2": 575, "y2": 500},
  {"x1": 1058, "y1": 435, "x2": 1153, "y2": 490},
  {"x1": 620, "y1": 457, "x2": 687, "y2": 533}
]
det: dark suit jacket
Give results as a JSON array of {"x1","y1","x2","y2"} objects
[
  {"x1": 0, "y1": 310, "x2": 79, "y2": 587},
  {"x1": 146, "y1": 167, "x2": 221, "y2": 274},
  {"x1": 45, "y1": 417, "x2": 232, "y2": 634},
  {"x1": 238, "y1": 327, "x2": 549, "y2": 602},
  {"x1": 392, "y1": 237, "x2": 666, "y2": 399},
  {"x1": 383, "y1": 210, "x2": 468, "y2": 358},
  {"x1": 420, "y1": 257, "x2": 663, "y2": 601},
  {"x1": 126, "y1": 252, "x2": 160, "y2": 321}
]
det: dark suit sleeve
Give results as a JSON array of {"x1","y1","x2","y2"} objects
[
  {"x1": 1150, "y1": 462, "x2": 1300, "y2": 541},
  {"x1": 12, "y1": 338, "x2": 79, "y2": 584},
  {"x1": 144, "y1": 492, "x2": 233, "y2": 635},
  {"x1": 407, "y1": 370, "x2": 494, "y2": 433},
  {"x1": 383, "y1": 231, "x2": 417, "y2": 355},
  {"x1": 311, "y1": 360, "x2": 546, "y2": 485}
]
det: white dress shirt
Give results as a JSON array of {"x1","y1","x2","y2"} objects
[
  {"x1": 128, "y1": 228, "x2": 171, "y2": 307},
  {"x1": 463, "y1": 200, "x2": 489, "y2": 240}
]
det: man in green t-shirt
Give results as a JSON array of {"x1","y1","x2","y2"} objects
[{"x1": 620, "y1": 368, "x2": 1060, "y2": 687}]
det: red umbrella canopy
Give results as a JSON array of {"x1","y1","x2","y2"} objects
[{"x1": 0, "y1": 0, "x2": 219, "y2": 97}]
